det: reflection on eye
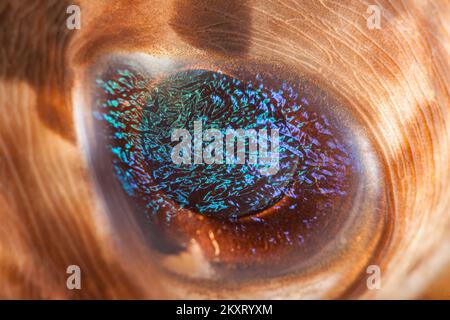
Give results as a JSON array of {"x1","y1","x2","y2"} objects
[{"x1": 88, "y1": 55, "x2": 386, "y2": 282}]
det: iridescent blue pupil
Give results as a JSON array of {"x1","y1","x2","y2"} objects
[
  {"x1": 140, "y1": 70, "x2": 299, "y2": 218},
  {"x1": 96, "y1": 67, "x2": 353, "y2": 221}
]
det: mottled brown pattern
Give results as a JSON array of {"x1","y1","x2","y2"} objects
[
  {"x1": 0, "y1": 1, "x2": 74, "y2": 141},
  {"x1": 0, "y1": 0, "x2": 449, "y2": 299},
  {"x1": 170, "y1": 0, "x2": 252, "y2": 56}
]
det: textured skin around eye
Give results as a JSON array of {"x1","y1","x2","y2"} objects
[{"x1": 94, "y1": 64, "x2": 359, "y2": 277}]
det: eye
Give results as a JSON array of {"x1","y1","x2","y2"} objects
[{"x1": 79, "y1": 54, "x2": 389, "y2": 291}]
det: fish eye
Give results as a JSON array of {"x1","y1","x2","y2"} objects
[{"x1": 76, "y1": 53, "x2": 390, "y2": 290}]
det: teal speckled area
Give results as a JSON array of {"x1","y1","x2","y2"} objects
[{"x1": 94, "y1": 67, "x2": 353, "y2": 221}]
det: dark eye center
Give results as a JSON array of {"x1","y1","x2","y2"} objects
[{"x1": 140, "y1": 69, "x2": 301, "y2": 219}]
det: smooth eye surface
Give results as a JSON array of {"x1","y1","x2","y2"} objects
[{"x1": 85, "y1": 55, "x2": 387, "y2": 282}]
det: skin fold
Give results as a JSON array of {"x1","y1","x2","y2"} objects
[{"x1": 0, "y1": 0, "x2": 449, "y2": 299}]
